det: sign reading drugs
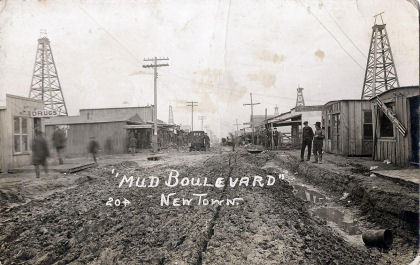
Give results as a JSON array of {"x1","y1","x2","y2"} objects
[{"x1": 30, "y1": 109, "x2": 59, "y2": 117}]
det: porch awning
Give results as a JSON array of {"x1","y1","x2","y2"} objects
[
  {"x1": 124, "y1": 124, "x2": 153, "y2": 129},
  {"x1": 271, "y1": 120, "x2": 302, "y2": 127}
]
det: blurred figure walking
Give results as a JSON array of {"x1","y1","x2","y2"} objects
[
  {"x1": 88, "y1": 137, "x2": 100, "y2": 163},
  {"x1": 32, "y1": 131, "x2": 50, "y2": 178},
  {"x1": 128, "y1": 133, "x2": 137, "y2": 155},
  {"x1": 52, "y1": 126, "x2": 66, "y2": 165}
]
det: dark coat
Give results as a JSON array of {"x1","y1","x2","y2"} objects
[
  {"x1": 52, "y1": 129, "x2": 66, "y2": 149},
  {"x1": 88, "y1": 140, "x2": 99, "y2": 154},
  {"x1": 32, "y1": 135, "x2": 49, "y2": 165},
  {"x1": 302, "y1": 126, "x2": 314, "y2": 141},
  {"x1": 313, "y1": 128, "x2": 324, "y2": 142}
]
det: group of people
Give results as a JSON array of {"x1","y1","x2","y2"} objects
[
  {"x1": 32, "y1": 127, "x2": 100, "y2": 178},
  {"x1": 300, "y1": 121, "x2": 324, "y2": 164},
  {"x1": 239, "y1": 127, "x2": 281, "y2": 149}
]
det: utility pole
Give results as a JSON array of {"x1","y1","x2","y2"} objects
[
  {"x1": 198, "y1": 115, "x2": 206, "y2": 130},
  {"x1": 243, "y1": 92, "x2": 260, "y2": 145},
  {"x1": 186, "y1": 101, "x2": 198, "y2": 131},
  {"x1": 233, "y1": 119, "x2": 240, "y2": 136},
  {"x1": 143, "y1": 57, "x2": 169, "y2": 152}
]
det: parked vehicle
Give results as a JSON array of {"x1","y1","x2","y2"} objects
[{"x1": 188, "y1": 131, "x2": 207, "y2": 151}]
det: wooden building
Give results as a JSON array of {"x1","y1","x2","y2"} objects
[
  {"x1": 370, "y1": 86, "x2": 419, "y2": 167},
  {"x1": 322, "y1": 100, "x2": 373, "y2": 156},
  {"x1": 44, "y1": 106, "x2": 177, "y2": 157},
  {"x1": 0, "y1": 94, "x2": 44, "y2": 172},
  {"x1": 266, "y1": 105, "x2": 323, "y2": 145}
]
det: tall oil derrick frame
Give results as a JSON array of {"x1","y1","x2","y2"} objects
[
  {"x1": 361, "y1": 13, "x2": 399, "y2": 100},
  {"x1": 168, "y1": 105, "x2": 174, "y2": 124},
  {"x1": 29, "y1": 32, "x2": 68, "y2": 115},
  {"x1": 296, "y1": 86, "x2": 305, "y2": 108}
]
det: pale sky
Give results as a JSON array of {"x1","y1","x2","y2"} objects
[{"x1": 0, "y1": 0, "x2": 418, "y2": 137}]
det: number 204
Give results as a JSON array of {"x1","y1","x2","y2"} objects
[{"x1": 106, "y1": 197, "x2": 131, "y2": 207}]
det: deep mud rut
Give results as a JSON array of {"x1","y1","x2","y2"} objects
[{"x1": 0, "y1": 150, "x2": 415, "y2": 264}]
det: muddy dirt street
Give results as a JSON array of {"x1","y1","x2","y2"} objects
[{"x1": 0, "y1": 150, "x2": 417, "y2": 264}]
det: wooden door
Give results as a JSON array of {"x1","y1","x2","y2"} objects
[{"x1": 331, "y1": 114, "x2": 340, "y2": 153}]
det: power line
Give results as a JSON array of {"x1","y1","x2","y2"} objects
[
  {"x1": 325, "y1": 8, "x2": 367, "y2": 59},
  {"x1": 78, "y1": 4, "x2": 140, "y2": 64},
  {"x1": 298, "y1": 0, "x2": 364, "y2": 70}
]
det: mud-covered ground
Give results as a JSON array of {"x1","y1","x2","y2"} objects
[{"x1": 0, "y1": 150, "x2": 416, "y2": 264}]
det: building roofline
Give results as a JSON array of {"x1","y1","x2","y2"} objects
[
  {"x1": 6, "y1": 94, "x2": 43, "y2": 104},
  {"x1": 324, "y1": 99, "x2": 369, "y2": 106},
  {"x1": 368, "y1": 86, "x2": 420, "y2": 101},
  {"x1": 79, "y1": 106, "x2": 153, "y2": 111}
]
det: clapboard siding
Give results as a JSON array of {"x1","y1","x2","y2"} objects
[
  {"x1": 0, "y1": 95, "x2": 44, "y2": 171},
  {"x1": 46, "y1": 121, "x2": 128, "y2": 157},
  {"x1": 322, "y1": 100, "x2": 372, "y2": 156},
  {"x1": 371, "y1": 86, "x2": 419, "y2": 167}
]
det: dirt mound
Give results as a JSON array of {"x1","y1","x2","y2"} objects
[
  {"x1": 0, "y1": 189, "x2": 25, "y2": 205},
  {"x1": 0, "y1": 151, "x2": 412, "y2": 264}
]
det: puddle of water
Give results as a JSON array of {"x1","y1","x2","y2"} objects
[
  {"x1": 261, "y1": 161, "x2": 362, "y2": 236},
  {"x1": 312, "y1": 207, "x2": 361, "y2": 235},
  {"x1": 293, "y1": 184, "x2": 327, "y2": 204}
]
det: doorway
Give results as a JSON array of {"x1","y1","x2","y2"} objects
[
  {"x1": 331, "y1": 114, "x2": 340, "y2": 153},
  {"x1": 409, "y1": 96, "x2": 419, "y2": 165}
]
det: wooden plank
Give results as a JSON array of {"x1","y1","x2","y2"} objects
[
  {"x1": 341, "y1": 102, "x2": 348, "y2": 155},
  {"x1": 354, "y1": 101, "x2": 362, "y2": 155}
]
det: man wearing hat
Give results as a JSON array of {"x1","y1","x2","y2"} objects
[
  {"x1": 300, "y1": 121, "x2": 314, "y2": 162},
  {"x1": 273, "y1": 127, "x2": 279, "y2": 150},
  {"x1": 313, "y1": 121, "x2": 325, "y2": 163}
]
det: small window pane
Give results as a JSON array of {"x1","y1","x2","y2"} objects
[
  {"x1": 14, "y1": 117, "x2": 20, "y2": 133},
  {"x1": 364, "y1": 111, "x2": 372, "y2": 124},
  {"x1": 21, "y1": 118, "x2": 28, "y2": 134},
  {"x1": 14, "y1": 135, "x2": 21, "y2": 153},
  {"x1": 363, "y1": 124, "x2": 373, "y2": 139},
  {"x1": 379, "y1": 111, "x2": 394, "y2": 137},
  {"x1": 22, "y1": 135, "x2": 28, "y2": 151}
]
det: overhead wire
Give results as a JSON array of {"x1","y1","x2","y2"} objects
[
  {"x1": 324, "y1": 7, "x2": 367, "y2": 59},
  {"x1": 297, "y1": 0, "x2": 365, "y2": 70},
  {"x1": 78, "y1": 3, "x2": 141, "y2": 64}
]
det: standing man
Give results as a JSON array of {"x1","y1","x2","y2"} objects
[
  {"x1": 300, "y1": 121, "x2": 314, "y2": 162},
  {"x1": 273, "y1": 127, "x2": 279, "y2": 150},
  {"x1": 266, "y1": 128, "x2": 272, "y2": 149},
  {"x1": 313, "y1": 122, "x2": 325, "y2": 164},
  {"x1": 32, "y1": 131, "x2": 50, "y2": 178},
  {"x1": 52, "y1": 126, "x2": 66, "y2": 165}
]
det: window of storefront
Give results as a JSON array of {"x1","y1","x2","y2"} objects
[{"x1": 13, "y1": 116, "x2": 29, "y2": 154}]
